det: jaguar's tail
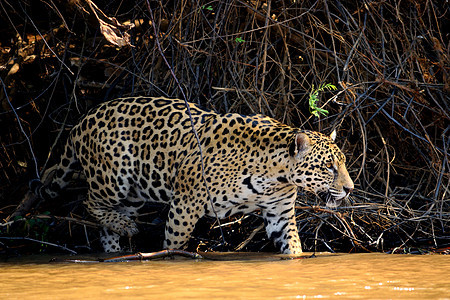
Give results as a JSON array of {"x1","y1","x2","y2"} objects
[
  {"x1": 29, "y1": 178, "x2": 44, "y2": 196},
  {"x1": 30, "y1": 137, "x2": 79, "y2": 200}
]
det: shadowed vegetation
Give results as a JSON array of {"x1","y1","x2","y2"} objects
[{"x1": 0, "y1": 0, "x2": 448, "y2": 255}]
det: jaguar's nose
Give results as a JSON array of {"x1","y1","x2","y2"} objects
[{"x1": 343, "y1": 186, "x2": 353, "y2": 195}]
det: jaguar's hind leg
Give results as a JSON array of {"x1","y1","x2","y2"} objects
[
  {"x1": 84, "y1": 191, "x2": 139, "y2": 252},
  {"x1": 100, "y1": 228, "x2": 121, "y2": 253}
]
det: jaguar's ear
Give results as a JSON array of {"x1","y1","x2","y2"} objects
[
  {"x1": 289, "y1": 133, "x2": 311, "y2": 158},
  {"x1": 330, "y1": 129, "x2": 337, "y2": 141}
]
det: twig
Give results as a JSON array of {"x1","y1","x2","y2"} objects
[
  {"x1": 17, "y1": 1, "x2": 73, "y2": 75},
  {"x1": 51, "y1": 249, "x2": 203, "y2": 263},
  {"x1": 0, "y1": 77, "x2": 40, "y2": 179},
  {"x1": 2, "y1": 213, "x2": 101, "y2": 229},
  {"x1": 0, "y1": 237, "x2": 77, "y2": 254},
  {"x1": 235, "y1": 223, "x2": 265, "y2": 251},
  {"x1": 145, "y1": 0, "x2": 227, "y2": 246}
]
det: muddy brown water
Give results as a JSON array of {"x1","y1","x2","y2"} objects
[{"x1": 1, "y1": 252, "x2": 449, "y2": 299}]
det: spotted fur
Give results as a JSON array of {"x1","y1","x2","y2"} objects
[{"x1": 32, "y1": 97, "x2": 354, "y2": 254}]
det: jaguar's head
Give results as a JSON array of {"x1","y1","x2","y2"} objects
[{"x1": 288, "y1": 130, "x2": 354, "y2": 207}]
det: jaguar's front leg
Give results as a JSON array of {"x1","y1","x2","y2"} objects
[
  {"x1": 163, "y1": 196, "x2": 205, "y2": 250},
  {"x1": 262, "y1": 205, "x2": 302, "y2": 254}
]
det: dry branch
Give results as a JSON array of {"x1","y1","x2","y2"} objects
[{"x1": 0, "y1": 0, "x2": 448, "y2": 254}]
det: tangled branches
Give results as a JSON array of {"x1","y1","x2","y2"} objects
[{"x1": 0, "y1": 0, "x2": 448, "y2": 254}]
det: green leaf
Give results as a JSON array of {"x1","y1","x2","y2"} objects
[
  {"x1": 308, "y1": 82, "x2": 335, "y2": 117},
  {"x1": 315, "y1": 107, "x2": 329, "y2": 115},
  {"x1": 235, "y1": 37, "x2": 245, "y2": 43}
]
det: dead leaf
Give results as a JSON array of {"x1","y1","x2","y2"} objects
[
  {"x1": 7, "y1": 63, "x2": 20, "y2": 76},
  {"x1": 98, "y1": 18, "x2": 133, "y2": 47},
  {"x1": 86, "y1": 0, "x2": 134, "y2": 48}
]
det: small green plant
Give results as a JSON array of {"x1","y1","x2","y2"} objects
[
  {"x1": 308, "y1": 83, "x2": 336, "y2": 117},
  {"x1": 235, "y1": 37, "x2": 245, "y2": 43},
  {"x1": 202, "y1": 5, "x2": 213, "y2": 11}
]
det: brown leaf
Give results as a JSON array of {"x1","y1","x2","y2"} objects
[
  {"x1": 86, "y1": 0, "x2": 134, "y2": 48},
  {"x1": 98, "y1": 19, "x2": 133, "y2": 48}
]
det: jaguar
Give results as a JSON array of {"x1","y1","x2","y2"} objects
[{"x1": 32, "y1": 96, "x2": 354, "y2": 254}]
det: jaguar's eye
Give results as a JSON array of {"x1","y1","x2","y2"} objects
[{"x1": 326, "y1": 162, "x2": 334, "y2": 170}]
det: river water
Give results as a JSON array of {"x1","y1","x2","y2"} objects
[{"x1": 1, "y1": 252, "x2": 449, "y2": 299}]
